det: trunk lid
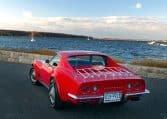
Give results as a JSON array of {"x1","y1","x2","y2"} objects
[{"x1": 75, "y1": 66, "x2": 141, "y2": 82}]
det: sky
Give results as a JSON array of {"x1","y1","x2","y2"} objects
[{"x1": 0, "y1": 0, "x2": 167, "y2": 40}]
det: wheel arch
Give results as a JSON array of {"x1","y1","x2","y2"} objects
[{"x1": 49, "y1": 74, "x2": 68, "y2": 102}]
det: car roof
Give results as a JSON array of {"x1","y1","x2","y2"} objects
[{"x1": 58, "y1": 50, "x2": 106, "y2": 57}]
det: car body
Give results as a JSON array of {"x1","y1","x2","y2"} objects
[{"x1": 29, "y1": 50, "x2": 149, "y2": 109}]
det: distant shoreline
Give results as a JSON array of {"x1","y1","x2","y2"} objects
[
  {"x1": 0, "y1": 29, "x2": 159, "y2": 41},
  {"x1": 0, "y1": 29, "x2": 87, "y2": 39}
]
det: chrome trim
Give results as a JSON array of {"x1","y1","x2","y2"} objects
[
  {"x1": 68, "y1": 93, "x2": 103, "y2": 100},
  {"x1": 68, "y1": 89, "x2": 150, "y2": 100},
  {"x1": 125, "y1": 89, "x2": 150, "y2": 97}
]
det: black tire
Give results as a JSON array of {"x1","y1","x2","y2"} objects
[
  {"x1": 49, "y1": 79, "x2": 64, "y2": 109},
  {"x1": 29, "y1": 68, "x2": 38, "y2": 85}
]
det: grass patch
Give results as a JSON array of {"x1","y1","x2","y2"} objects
[
  {"x1": 131, "y1": 59, "x2": 167, "y2": 68},
  {"x1": 0, "y1": 48, "x2": 56, "y2": 56},
  {"x1": 24, "y1": 49, "x2": 56, "y2": 56}
]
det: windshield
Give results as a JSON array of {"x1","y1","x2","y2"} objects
[{"x1": 68, "y1": 55, "x2": 107, "y2": 67}]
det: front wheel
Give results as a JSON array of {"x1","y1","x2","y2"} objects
[
  {"x1": 29, "y1": 68, "x2": 38, "y2": 85},
  {"x1": 49, "y1": 79, "x2": 64, "y2": 109}
]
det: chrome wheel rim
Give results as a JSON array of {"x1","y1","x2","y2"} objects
[{"x1": 49, "y1": 83, "x2": 55, "y2": 104}]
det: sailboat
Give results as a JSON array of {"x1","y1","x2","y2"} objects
[
  {"x1": 87, "y1": 36, "x2": 90, "y2": 40},
  {"x1": 160, "y1": 44, "x2": 167, "y2": 47},
  {"x1": 31, "y1": 37, "x2": 35, "y2": 42},
  {"x1": 148, "y1": 41, "x2": 155, "y2": 45},
  {"x1": 30, "y1": 32, "x2": 35, "y2": 42}
]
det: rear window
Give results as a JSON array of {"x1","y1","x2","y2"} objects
[{"x1": 68, "y1": 55, "x2": 107, "y2": 67}]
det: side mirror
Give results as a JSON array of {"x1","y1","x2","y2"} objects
[
  {"x1": 53, "y1": 62, "x2": 57, "y2": 66},
  {"x1": 45, "y1": 59, "x2": 50, "y2": 63}
]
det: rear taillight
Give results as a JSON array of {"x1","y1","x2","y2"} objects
[
  {"x1": 134, "y1": 82, "x2": 141, "y2": 89},
  {"x1": 93, "y1": 86, "x2": 98, "y2": 92},
  {"x1": 127, "y1": 80, "x2": 143, "y2": 90},
  {"x1": 127, "y1": 83, "x2": 132, "y2": 89},
  {"x1": 80, "y1": 86, "x2": 90, "y2": 93},
  {"x1": 80, "y1": 85, "x2": 99, "y2": 94}
]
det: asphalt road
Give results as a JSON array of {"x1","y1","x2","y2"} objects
[{"x1": 0, "y1": 61, "x2": 167, "y2": 119}]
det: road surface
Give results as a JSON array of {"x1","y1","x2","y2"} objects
[{"x1": 0, "y1": 61, "x2": 166, "y2": 119}]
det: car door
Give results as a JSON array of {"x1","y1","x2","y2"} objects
[{"x1": 40, "y1": 54, "x2": 60, "y2": 86}]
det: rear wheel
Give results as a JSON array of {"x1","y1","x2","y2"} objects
[
  {"x1": 29, "y1": 68, "x2": 38, "y2": 85},
  {"x1": 49, "y1": 79, "x2": 64, "y2": 109}
]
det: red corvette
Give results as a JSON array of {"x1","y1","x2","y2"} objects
[{"x1": 29, "y1": 50, "x2": 149, "y2": 109}]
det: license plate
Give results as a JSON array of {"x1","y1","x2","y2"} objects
[{"x1": 104, "y1": 92, "x2": 122, "y2": 103}]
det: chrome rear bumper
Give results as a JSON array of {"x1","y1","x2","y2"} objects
[
  {"x1": 125, "y1": 89, "x2": 150, "y2": 98},
  {"x1": 68, "y1": 89, "x2": 150, "y2": 100},
  {"x1": 68, "y1": 93, "x2": 103, "y2": 100}
]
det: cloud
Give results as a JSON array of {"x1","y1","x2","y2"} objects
[
  {"x1": 0, "y1": 14, "x2": 167, "y2": 40},
  {"x1": 135, "y1": 2, "x2": 142, "y2": 9},
  {"x1": 23, "y1": 11, "x2": 32, "y2": 18}
]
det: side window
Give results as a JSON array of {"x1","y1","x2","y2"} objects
[
  {"x1": 92, "y1": 56, "x2": 106, "y2": 66},
  {"x1": 49, "y1": 55, "x2": 60, "y2": 66}
]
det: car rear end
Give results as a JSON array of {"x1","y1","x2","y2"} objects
[
  {"x1": 65, "y1": 52, "x2": 149, "y2": 104},
  {"x1": 67, "y1": 66, "x2": 149, "y2": 104}
]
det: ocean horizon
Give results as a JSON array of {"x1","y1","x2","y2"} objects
[{"x1": 0, "y1": 36, "x2": 166, "y2": 62}]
